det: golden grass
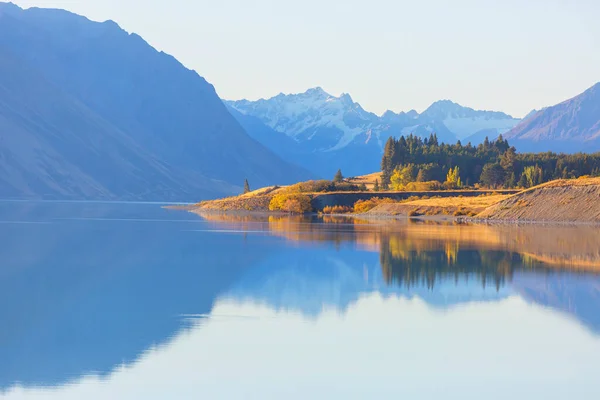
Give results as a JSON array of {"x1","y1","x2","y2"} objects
[
  {"x1": 366, "y1": 194, "x2": 509, "y2": 217},
  {"x1": 401, "y1": 194, "x2": 509, "y2": 209},
  {"x1": 347, "y1": 171, "x2": 382, "y2": 189}
]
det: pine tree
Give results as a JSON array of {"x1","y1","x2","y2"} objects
[
  {"x1": 243, "y1": 179, "x2": 251, "y2": 194},
  {"x1": 381, "y1": 137, "x2": 396, "y2": 186},
  {"x1": 500, "y1": 147, "x2": 517, "y2": 187},
  {"x1": 483, "y1": 136, "x2": 490, "y2": 149},
  {"x1": 333, "y1": 169, "x2": 344, "y2": 183},
  {"x1": 518, "y1": 172, "x2": 528, "y2": 188},
  {"x1": 480, "y1": 163, "x2": 505, "y2": 188},
  {"x1": 373, "y1": 179, "x2": 380, "y2": 191},
  {"x1": 505, "y1": 172, "x2": 516, "y2": 188}
]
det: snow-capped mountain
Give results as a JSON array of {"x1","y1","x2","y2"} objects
[
  {"x1": 229, "y1": 87, "x2": 382, "y2": 152},
  {"x1": 419, "y1": 100, "x2": 521, "y2": 140},
  {"x1": 227, "y1": 88, "x2": 522, "y2": 177}
]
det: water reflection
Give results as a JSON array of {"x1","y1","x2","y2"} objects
[{"x1": 1, "y1": 204, "x2": 600, "y2": 399}]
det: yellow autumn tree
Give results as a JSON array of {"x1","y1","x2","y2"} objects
[
  {"x1": 390, "y1": 164, "x2": 416, "y2": 191},
  {"x1": 445, "y1": 166, "x2": 462, "y2": 189}
]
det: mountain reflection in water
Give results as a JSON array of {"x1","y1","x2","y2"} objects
[{"x1": 1, "y1": 203, "x2": 600, "y2": 399}]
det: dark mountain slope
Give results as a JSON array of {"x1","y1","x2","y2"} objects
[
  {"x1": 0, "y1": 45, "x2": 235, "y2": 200},
  {"x1": 0, "y1": 3, "x2": 311, "y2": 200},
  {"x1": 504, "y1": 82, "x2": 600, "y2": 152}
]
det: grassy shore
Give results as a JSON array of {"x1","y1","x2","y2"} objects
[{"x1": 186, "y1": 175, "x2": 600, "y2": 224}]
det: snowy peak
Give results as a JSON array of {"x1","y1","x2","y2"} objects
[
  {"x1": 305, "y1": 86, "x2": 327, "y2": 96},
  {"x1": 227, "y1": 88, "x2": 379, "y2": 150},
  {"x1": 418, "y1": 100, "x2": 521, "y2": 140},
  {"x1": 422, "y1": 99, "x2": 515, "y2": 121},
  {"x1": 421, "y1": 99, "x2": 467, "y2": 119}
]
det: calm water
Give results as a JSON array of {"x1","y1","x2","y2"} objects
[{"x1": 1, "y1": 201, "x2": 600, "y2": 399}]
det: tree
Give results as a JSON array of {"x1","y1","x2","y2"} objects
[
  {"x1": 333, "y1": 169, "x2": 344, "y2": 183},
  {"x1": 390, "y1": 164, "x2": 416, "y2": 190},
  {"x1": 505, "y1": 172, "x2": 516, "y2": 188},
  {"x1": 518, "y1": 172, "x2": 528, "y2": 188},
  {"x1": 358, "y1": 183, "x2": 367, "y2": 191},
  {"x1": 417, "y1": 163, "x2": 444, "y2": 182},
  {"x1": 379, "y1": 134, "x2": 600, "y2": 191},
  {"x1": 500, "y1": 147, "x2": 517, "y2": 186},
  {"x1": 480, "y1": 163, "x2": 505, "y2": 188},
  {"x1": 243, "y1": 179, "x2": 251, "y2": 194},
  {"x1": 373, "y1": 179, "x2": 380, "y2": 191},
  {"x1": 428, "y1": 133, "x2": 439, "y2": 146},
  {"x1": 483, "y1": 136, "x2": 491, "y2": 149},
  {"x1": 445, "y1": 166, "x2": 462, "y2": 189},
  {"x1": 523, "y1": 165, "x2": 543, "y2": 188},
  {"x1": 381, "y1": 137, "x2": 396, "y2": 186},
  {"x1": 494, "y1": 134, "x2": 510, "y2": 153}
]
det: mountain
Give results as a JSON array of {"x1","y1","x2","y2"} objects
[
  {"x1": 504, "y1": 82, "x2": 600, "y2": 152},
  {"x1": 228, "y1": 89, "x2": 521, "y2": 177},
  {"x1": 0, "y1": 3, "x2": 311, "y2": 200},
  {"x1": 421, "y1": 100, "x2": 521, "y2": 141}
]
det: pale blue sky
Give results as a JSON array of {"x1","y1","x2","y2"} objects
[{"x1": 12, "y1": 0, "x2": 600, "y2": 117}]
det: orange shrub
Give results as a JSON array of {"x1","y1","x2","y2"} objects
[
  {"x1": 269, "y1": 193, "x2": 312, "y2": 213},
  {"x1": 353, "y1": 197, "x2": 396, "y2": 213}
]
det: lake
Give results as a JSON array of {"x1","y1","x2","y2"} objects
[{"x1": 1, "y1": 201, "x2": 600, "y2": 399}]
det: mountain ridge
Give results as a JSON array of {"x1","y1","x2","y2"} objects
[
  {"x1": 504, "y1": 82, "x2": 600, "y2": 152},
  {"x1": 0, "y1": 2, "x2": 312, "y2": 200}
]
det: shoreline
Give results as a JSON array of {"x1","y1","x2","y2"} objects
[
  {"x1": 176, "y1": 177, "x2": 600, "y2": 226},
  {"x1": 181, "y1": 207, "x2": 600, "y2": 226},
  {"x1": 179, "y1": 203, "x2": 600, "y2": 227}
]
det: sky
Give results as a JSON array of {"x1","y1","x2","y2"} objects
[{"x1": 11, "y1": 0, "x2": 600, "y2": 118}]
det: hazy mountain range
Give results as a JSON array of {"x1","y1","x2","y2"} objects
[
  {"x1": 0, "y1": 2, "x2": 311, "y2": 201},
  {"x1": 0, "y1": 2, "x2": 599, "y2": 199}
]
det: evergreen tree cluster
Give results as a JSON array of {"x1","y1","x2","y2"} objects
[{"x1": 380, "y1": 134, "x2": 600, "y2": 188}]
